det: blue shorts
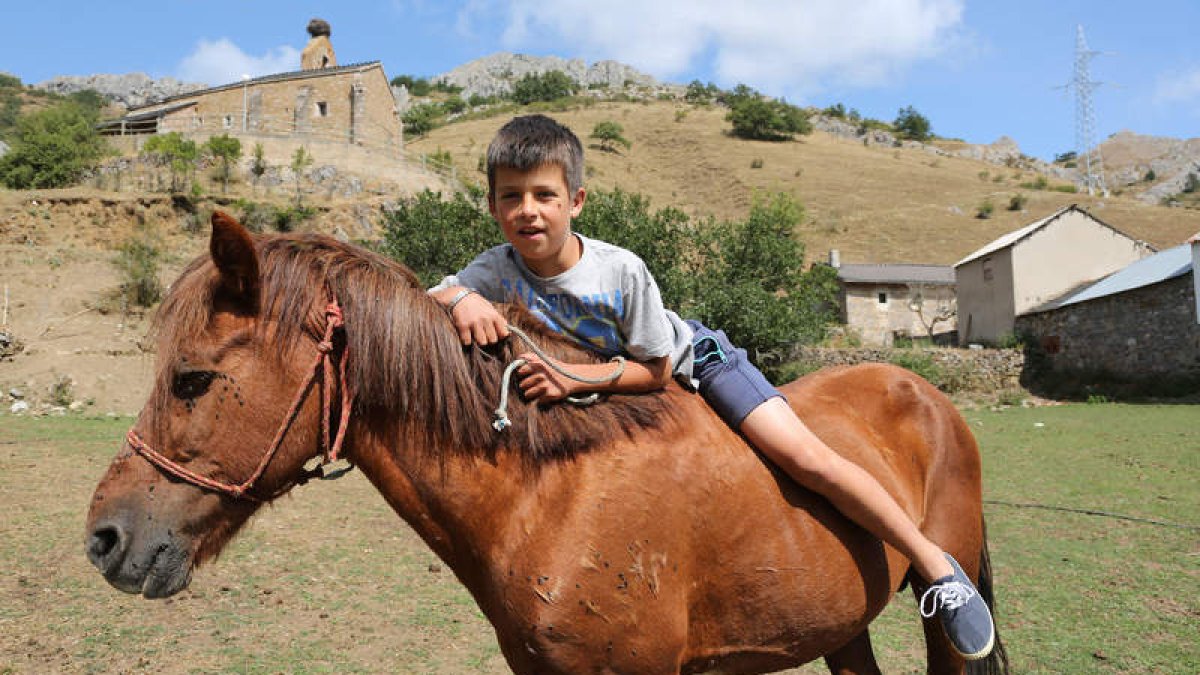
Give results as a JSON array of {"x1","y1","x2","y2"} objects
[{"x1": 686, "y1": 320, "x2": 783, "y2": 428}]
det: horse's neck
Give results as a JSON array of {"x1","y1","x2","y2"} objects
[{"x1": 349, "y1": 428, "x2": 548, "y2": 586}]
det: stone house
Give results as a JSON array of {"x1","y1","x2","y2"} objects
[
  {"x1": 1015, "y1": 235, "x2": 1200, "y2": 393},
  {"x1": 954, "y1": 205, "x2": 1154, "y2": 345},
  {"x1": 832, "y1": 252, "x2": 957, "y2": 346},
  {"x1": 99, "y1": 21, "x2": 402, "y2": 156}
]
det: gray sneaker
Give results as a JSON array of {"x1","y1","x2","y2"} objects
[{"x1": 920, "y1": 554, "x2": 995, "y2": 660}]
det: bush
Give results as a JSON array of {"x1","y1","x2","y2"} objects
[
  {"x1": 142, "y1": 132, "x2": 197, "y2": 193},
  {"x1": 893, "y1": 105, "x2": 931, "y2": 142},
  {"x1": 0, "y1": 73, "x2": 21, "y2": 89},
  {"x1": 202, "y1": 134, "x2": 242, "y2": 194},
  {"x1": 1008, "y1": 193, "x2": 1028, "y2": 211},
  {"x1": 511, "y1": 71, "x2": 578, "y2": 105},
  {"x1": 403, "y1": 103, "x2": 443, "y2": 136},
  {"x1": 590, "y1": 121, "x2": 631, "y2": 153},
  {"x1": 976, "y1": 200, "x2": 994, "y2": 219},
  {"x1": 378, "y1": 189, "x2": 501, "y2": 287},
  {"x1": 684, "y1": 80, "x2": 719, "y2": 104},
  {"x1": 0, "y1": 102, "x2": 108, "y2": 189},
  {"x1": 1019, "y1": 175, "x2": 1050, "y2": 191},
  {"x1": 113, "y1": 228, "x2": 164, "y2": 308},
  {"x1": 727, "y1": 98, "x2": 812, "y2": 141},
  {"x1": 1183, "y1": 172, "x2": 1199, "y2": 194}
]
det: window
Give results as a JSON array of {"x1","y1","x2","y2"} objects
[
  {"x1": 877, "y1": 292, "x2": 888, "y2": 304},
  {"x1": 222, "y1": 115, "x2": 233, "y2": 130},
  {"x1": 316, "y1": 101, "x2": 328, "y2": 117},
  {"x1": 982, "y1": 257, "x2": 994, "y2": 281}
]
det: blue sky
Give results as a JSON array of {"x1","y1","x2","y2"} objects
[{"x1": 3, "y1": 1, "x2": 1197, "y2": 160}]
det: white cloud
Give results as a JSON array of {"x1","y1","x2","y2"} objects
[
  {"x1": 176, "y1": 39, "x2": 301, "y2": 86},
  {"x1": 1153, "y1": 67, "x2": 1200, "y2": 106},
  {"x1": 462, "y1": 0, "x2": 964, "y2": 99}
]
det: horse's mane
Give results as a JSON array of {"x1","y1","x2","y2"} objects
[{"x1": 154, "y1": 233, "x2": 682, "y2": 462}]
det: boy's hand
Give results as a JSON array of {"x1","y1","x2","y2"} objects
[
  {"x1": 516, "y1": 353, "x2": 577, "y2": 403},
  {"x1": 446, "y1": 290, "x2": 509, "y2": 346}
]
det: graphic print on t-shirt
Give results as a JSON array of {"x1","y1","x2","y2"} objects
[{"x1": 501, "y1": 278, "x2": 625, "y2": 357}]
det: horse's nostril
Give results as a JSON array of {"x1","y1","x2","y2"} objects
[{"x1": 87, "y1": 524, "x2": 124, "y2": 567}]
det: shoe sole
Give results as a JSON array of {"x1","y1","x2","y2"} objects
[{"x1": 956, "y1": 627, "x2": 995, "y2": 661}]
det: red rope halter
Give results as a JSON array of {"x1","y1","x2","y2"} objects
[{"x1": 127, "y1": 296, "x2": 353, "y2": 501}]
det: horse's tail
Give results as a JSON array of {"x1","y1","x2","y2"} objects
[{"x1": 967, "y1": 519, "x2": 1009, "y2": 675}]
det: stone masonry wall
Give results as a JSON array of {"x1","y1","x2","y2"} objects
[
  {"x1": 790, "y1": 347, "x2": 1024, "y2": 392},
  {"x1": 1015, "y1": 273, "x2": 1200, "y2": 386}
]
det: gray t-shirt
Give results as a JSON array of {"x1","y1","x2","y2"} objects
[{"x1": 431, "y1": 233, "x2": 695, "y2": 385}]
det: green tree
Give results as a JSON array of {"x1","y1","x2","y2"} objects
[
  {"x1": 684, "y1": 80, "x2": 719, "y2": 104},
  {"x1": 590, "y1": 121, "x2": 631, "y2": 153},
  {"x1": 688, "y1": 193, "x2": 836, "y2": 366},
  {"x1": 727, "y1": 98, "x2": 812, "y2": 141},
  {"x1": 893, "y1": 105, "x2": 932, "y2": 142},
  {"x1": 250, "y1": 142, "x2": 268, "y2": 194},
  {"x1": 141, "y1": 132, "x2": 198, "y2": 193},
  {"x1": 202, "y1": 134, "x2": 242, "y2": 194},
  {"x1": 290, "y1": 146, "x2": 313, "y2": 206},
  {"x1": 378, "y1": 188, "x2": 501, "y2": 287},
  {"x1": 402, "y1": 103, "x2": 442, "y2": 137},
  {"x1": 511, "y1": 71, "x2": 577, "y2": 104},
  {"x1": 573, "y1": 189, "x2": 693, "y2": 309},
  {"x1": 0, "y1": 101, "x2": 108, "y2": 189}
]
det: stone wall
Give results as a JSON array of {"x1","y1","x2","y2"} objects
[
  {"x1": 789, "y1": 346, "x2": 1024, "y2": 393},
  {"x1": 1015, "y1": 273, "x2": 1200, "y2": 393}
]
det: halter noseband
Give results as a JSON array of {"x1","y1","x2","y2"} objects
[{"x1": 126, "y1": 296, "x2": 353, "y2": 501}]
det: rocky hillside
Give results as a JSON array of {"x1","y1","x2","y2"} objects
[
  {"x1": 34, "y1": 73, "x2": 208, "y2": 108},
  {"x1": 433, "y1": 53, "x2": 671, "y2": 99},
  {"x1": 1097, "y1": 130, "x2": 1200, "y2": 204}
]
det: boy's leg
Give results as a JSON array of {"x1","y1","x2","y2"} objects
[
  {"x1": 739, "y1": 398, "x2": 952, "y2": 582},
  {"x1": 739, "y1": 398, "x2": 995, "y2": 659}
]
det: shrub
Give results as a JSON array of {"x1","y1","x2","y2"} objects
[
  {"x1": 1007, "y1": 193, "x2": 1027, "y2": 211},
  {"x1": 1144, "y1": 169, "x2": 1157, "y2": 182},
  {"x1": 1183, "y1": 172, "x2": 1199, "y2": 194},
  {"x1": 142, "y1": 132, "x2": 197, "y2": 193},
  {"x1": 113, "y1": 228, "x2": 164, "y2": 308},
  {"x1": 0, "y1": 73, "x2": 21, "y2": 89},
  {"x1": 250, "y1": 142, "x2": 268, "y2": 191},
  {"x1": 674, "y1": 108, "x2": 688, "y2": 123},
  {"x1": 976, "y1": 200, "x2": 994, "y2": 219},
  {"x1": 1019, "y1": 175, "x2": 1050, "y2": 191},
  {"x1": 202, "y1": 134, "x2": 242, "y2": 194},
  {"x1": 290, "y1": 146, "x2": 313, "y2": 206},
  {"x1": 590, "y1": 121, "x2": 631, "y2": 153},
  {"x1": 887, "y1": 350, "x2": 942, "y2": 386},
  {"x1": 378, "y1": 189, "x2": 501, "y2": 287},
  {"x1": 424, "y1": 148, "x2": 453, "y2": 173},
  {"x1": 750, "y1": 158, "x2": 763, "y2": 169},
  {"x1": 727, "y1": 97, "x2": 812, "y2": 141},
  {"x1": 823, "y1": 103, "x2": 847, "y2": 119},
  {"x1": 0, "y1": 102, "x2": 108, "y2": 189},
  {"x1": 893, "y1": 105, "x2": 931, "y2": 142},
  {"x1": 684, "y1": 80, "x2": 719, "y2": 104},
  {"x1": 49, "y1": 374, "x2": 75, "y2": 407},
  {"x1": 402, "y1": 103, "x2": 442, "y2": 136},
  {"x1": 511, "y1": 71, "x2": 578, "y2": 105}
]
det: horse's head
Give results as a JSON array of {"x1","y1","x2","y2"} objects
[{"x1": 85, "y1": 211, "x2": 343, "y2": 598}]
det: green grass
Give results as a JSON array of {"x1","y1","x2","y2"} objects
[{"x1": 1, "y1": 405, "x2": 1197, "y2": 672}]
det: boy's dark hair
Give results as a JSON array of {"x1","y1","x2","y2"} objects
[{"x1": 486, "y1": 114, "x2": 584, "y2": 195}]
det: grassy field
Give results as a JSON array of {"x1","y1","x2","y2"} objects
[{"x1": 1, "y1": 403, "x2": 1197, "y2": 673}]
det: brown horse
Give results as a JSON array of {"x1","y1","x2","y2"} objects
[{"x1": 86, "y1": 212, "x2": 1007, "y2": 674}]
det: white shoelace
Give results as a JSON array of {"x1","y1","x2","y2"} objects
[{"x1": 919, "y1": 580, "x2": 976, "y2": 618}]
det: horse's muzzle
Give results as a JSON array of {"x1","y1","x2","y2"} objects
[{"x1": 86, "y1": 515, "x2": 193, "y2": 598}]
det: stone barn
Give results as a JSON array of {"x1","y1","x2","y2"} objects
[
  {"x1": 99, "y1": 20, "x2": 402, "y2": 155},
  {"x1": 1015, "y1": 236, "x2": 1200, "y2": 394},
  {"x1": 832, "y1": 252, "x2": 957, "y2": 346},
  {"x1": 955, "y1": 205, "x2": 1155, "y2": 345}
]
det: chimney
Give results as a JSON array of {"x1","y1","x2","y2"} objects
[
  {"x1": 301, "y1": 19, "x2": 337, "y2": 70},
  {"x1": 828, "y1": 249, "x2": 841, "y2": 269}
]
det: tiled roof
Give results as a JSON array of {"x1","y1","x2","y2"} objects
[
  {"x1": 836, "y1": 263, "x2": 955, "y2": 285},
  {"x1": 127, "y1": 61, "x2": 384, "y2": 111}
]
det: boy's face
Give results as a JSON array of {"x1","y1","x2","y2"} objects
[{"x1": 488, "y1": 163, "x2": 586, "y2": 278}]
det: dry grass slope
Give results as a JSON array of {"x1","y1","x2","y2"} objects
[{"x1": 411, "y1": 100, "x2": 1200, "y2": 265}]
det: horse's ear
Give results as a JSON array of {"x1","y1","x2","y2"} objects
[{"x1": 209, "y1": 210, "x2": 259, "y2": 299}]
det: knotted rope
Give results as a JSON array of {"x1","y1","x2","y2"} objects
[{"x1": 492, "y1": 324, "x2": 626, "y2": 432}]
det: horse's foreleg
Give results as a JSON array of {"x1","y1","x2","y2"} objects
[{"x1": 823, "y1": 630, "x2": 882, "y2": 675}]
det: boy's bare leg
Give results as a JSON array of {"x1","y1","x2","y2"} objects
[{"x1": 738, "y1": 397, "x2": 953, "y2": 582}]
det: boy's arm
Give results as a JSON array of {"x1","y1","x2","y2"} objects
[
  {"x1": 516, "y1": 353, "x2": 671, "y2": 403},
  {"x1": 431, "y1": 286, "x2": 510, "y2": 346}
]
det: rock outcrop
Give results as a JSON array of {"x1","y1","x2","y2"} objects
[
  {"x1": 34, "y1": 73, "x2": 208, "y2": 109},
  {"x1": 434, "y1": 53, "x2": 661, "y2": 99}
]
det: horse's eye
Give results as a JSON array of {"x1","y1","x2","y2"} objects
[{"x1": 172, "y1": 370, "x2": 216, "y2": 400}]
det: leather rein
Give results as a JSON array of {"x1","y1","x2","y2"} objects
[{"x1": 126, "y1": 296, "x2": 354, "y2": 501}]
